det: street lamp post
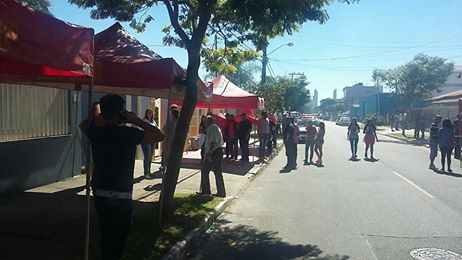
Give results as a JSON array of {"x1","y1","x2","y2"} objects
[{"x1": 261, "y1": 42, "x2": 293, "y2": 84}]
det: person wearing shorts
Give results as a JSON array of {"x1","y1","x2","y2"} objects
[
  {"x1": 363, "y1": 119, "x2": 378, "y2": 160},
  {"x1": 429, "y1": 116, "x2": 442, "y2": 170},
  {"x1": 314, "y1": 122, "x2": 325, "y2": 166}
]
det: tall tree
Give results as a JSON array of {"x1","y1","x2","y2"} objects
[
  {"x1": 18, "y1": 0, "x2": 50, "y2": 13},
  {"x1": 70, "y1": 0, "x2": 358, "y2": 220},
  {"x1": 226, "y1": 61, "x2": 260, "y2": 92},
  {"x1": 373, "y1": 53, "x2": 454, "y2": 106}
]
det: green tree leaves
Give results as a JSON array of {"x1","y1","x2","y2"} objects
[{"x1": 372, "y1": 53, "x2": 454, "y2": 106}]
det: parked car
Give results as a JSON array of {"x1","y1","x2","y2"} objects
[{"x1": 337, "y1": 116, "x2": 351, "y2": 126}]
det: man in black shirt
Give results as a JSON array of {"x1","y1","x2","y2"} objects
[
  {"x1": 80, "y1": 94, "x2": 164, "y2": 260},
  {"x1": 237, "y1": 113, "x2": 252, "y2": 161}
]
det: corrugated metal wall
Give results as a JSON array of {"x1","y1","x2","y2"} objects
[{"x1": 0, "y1": 84, "x2": 69, "y2": 142}]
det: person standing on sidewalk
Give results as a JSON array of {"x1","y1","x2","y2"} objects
[
  {"x1": 225, "y1": 114, "x2": 238, "y2": 160},
  {"x1": 198, "y1": 116, "x2": 226, "y2": 197},
  {"x1": 257, "y1": 111, "x2": 270, "y2": 163},
  {"x1": 453, "y1": 115, "x2": 462, "y2": 160},
  {"x1": 237, "y1": 113, "x2": 252, "y2": 162},
  {"x1": 363, "y1": 119, "x2": 378, "y2": 160},
  {"x1": 304, "y1": 121, "x2": 317, "y2": 165},
  {"x1": 141, "y1": 108, "x2": 158, "y2": 179},
  {"x1": 438, "y1": 118, "x2": 455, "y2": 172},
  {"x1": 80, "y1": 94, "x2": 164, "y2": 260},
  {"x1": 429, "y1": 115, "x2": 442, "y2": 169},
  {"x1": 347, "y1": 118, "x2": 361, "y2": 160}
]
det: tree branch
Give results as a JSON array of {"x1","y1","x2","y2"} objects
[
  {"x1": 191, "y1": 0, "x2": 217, "y2": 48},
  {"x1": 163, "y1": 0, "x2": 191, "y2": 45}
]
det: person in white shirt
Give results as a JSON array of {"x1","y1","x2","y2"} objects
[
  {"x1": 197, "y1": 116, "x2": 226, "y2": 197},
  {"x1": 257, "y1": 111, "x2": 270, "y2": 162}
]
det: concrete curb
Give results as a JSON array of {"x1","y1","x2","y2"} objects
[
  {"x1": 377, "y1": 132, "x2": 430, "y2": 148},
  {"x1": 162, "y1": 143, "x2": 284, "y2": 260},
  {"x1": 162, "y1": 196, "x2": 234, "y2": 260}
]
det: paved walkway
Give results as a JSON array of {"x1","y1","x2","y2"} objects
[{"x1": 0, "y1": 142, "x2": 276, "y2": 259}]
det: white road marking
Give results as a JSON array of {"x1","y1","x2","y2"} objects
[
  {"x1": 392, "y1": 171, "x2": 435, "y2": 199},
  {"x1": 364, "y1": 238, "x2": 379, "y2": 260}
]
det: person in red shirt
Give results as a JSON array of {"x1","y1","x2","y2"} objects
[
  {"x1": 224, "y1": 114, "x2": 238, "y2": 160},
  {"x1": 453, "y1": 114, "x2": 462, "y2": 159}
]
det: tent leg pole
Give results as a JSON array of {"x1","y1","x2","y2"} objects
[
  {"x1": 159, "y1": 89, "x2": 173, "y2": 224},
  {"x1": 84, "y1": 80, "x2": 93, "y2": 260}
]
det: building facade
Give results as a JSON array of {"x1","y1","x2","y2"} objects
[
  {"x1": 312, "y1": 89, "x2": 319, "y2": 111},
  {"x1": 343, "y1": 83, "x2": 382, "y2": 111},
  {"x1": 1, "y1": 84, "x2": 82, "y2": 193}
]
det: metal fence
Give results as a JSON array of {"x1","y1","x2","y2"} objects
[{"x1": 0, "y1": 84, "x2": 69, "y2": 142}]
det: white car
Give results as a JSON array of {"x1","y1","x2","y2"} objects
[{"x1": 337, "y1": 117, "x2": 351, "y2": 126}]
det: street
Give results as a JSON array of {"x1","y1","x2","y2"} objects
[{"x1": 191, "y1": 121, "x2": 462, "y2": 260}]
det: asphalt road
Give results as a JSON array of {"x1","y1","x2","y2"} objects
[{"x1": 190, "y1": 121, "x2": 462, "y2": 260}]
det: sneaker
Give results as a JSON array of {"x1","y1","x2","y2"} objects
[
  {"x1": 448, "y1": 168, "x2": 453, "y2": 173},
  {"x1": 304, "y1": 160, "x2": 309, "y2": 165},
  {"x1": 429, "y1": 164, "x2": 436, "y2": 170},
  {"x1": 440, "y1": 168, "x2": 446, "y2": 172}
]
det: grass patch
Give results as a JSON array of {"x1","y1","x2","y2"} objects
[{"x1": 121, "y1": 193, "x2": 222, "y2": 260}]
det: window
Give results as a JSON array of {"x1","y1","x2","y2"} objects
[{"x1": 0, "y1": 84, "x2": 69, "y2": 142}]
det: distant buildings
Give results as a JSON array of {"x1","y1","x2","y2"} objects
[
  {"x1": 312, "y1": 89, "x2": 319, "y2": 111},
  {"x1": 343, "y1": 83, "x2": 382, "y2": 109},
  {"x1": 333, "y1": 89, "x2": 337, "y2": 100},
  {"x1": 431, "y1": 66, "x2": 462, "y2": 96}
]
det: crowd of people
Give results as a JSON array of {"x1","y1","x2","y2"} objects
[
  {"x1": 282, "y1": 116, "x2": 326, "y2": 171},
  {"x1": 428, "y1": 115, "x2": 462, "y2": 172}
]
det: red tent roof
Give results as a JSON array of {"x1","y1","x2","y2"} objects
[
  {"x1": 0, "y1": 0, "x2": 94, "y2": 86},
  {"x1": 194, "y1": 75, "x2": 264, "y2": 110},
  {"x1": 92, "y1": 22, "x2": 210, "y2": 101}
]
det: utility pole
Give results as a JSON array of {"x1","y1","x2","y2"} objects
[
  {"x1": 261, "y1": 42, "x2": 293, "y2": 85},
  {"x1": 261, "y1": 46, "x2": 268, "y2": 84}
]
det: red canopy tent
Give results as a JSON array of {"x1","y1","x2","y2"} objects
[
  {"x1": 92, "y1": 22, "x2": 210, "y2": 101},
  {"x1": 0, "y1": 0, "x2": 94, "y2": 87},
  {"x1": 192, "y1": 75, "x2": 264, "y2": 110},
  {"x1": 0, "y1": 0, "x2": 95, "y2": 258}
]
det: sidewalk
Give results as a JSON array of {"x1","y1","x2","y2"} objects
[
  {"x1": 0, "y1": 142, "x2": 277, "y2": 259},
  {"x1": 376, "y1": 126, "x2": 430, "y2": 147}
]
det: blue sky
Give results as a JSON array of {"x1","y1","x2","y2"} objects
[{"x1": 49, "y1": 0, "x2": 462, "y2": 101}]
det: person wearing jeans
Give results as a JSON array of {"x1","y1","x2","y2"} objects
[
  {"x1": 141, "y1": 108, "x2": 157, "y2": 178},
  {"x1": 438, "y1": 118, "x2": 455, "y2": 172},
  {"x1": 237, "y1": 113, "x2": 252, "y2": 161},
  {"x1": 199, "y1": 116, "x2": 226, "y2": 197},
  {"x1": 347, "y1": 118, "x2": 360, "y2": 160},
  {"x1": 304, "y1": 121, "x2": 317, "y2": 165},
  {"x1": 257, "y1": 111, "x2": 270, "y2": 162},
  {"x1": 79, "y1": 94, "x2": 164, "y2": 259}
]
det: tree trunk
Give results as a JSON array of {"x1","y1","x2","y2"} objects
[{"x1": 159, "y1": 47, "x2": 201, "y2": 222}]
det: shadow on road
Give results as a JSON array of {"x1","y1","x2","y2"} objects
[
  {"x1": 433, "y1": 169, "x2": 462, "y2": 178},
  {"x1": 153, "y1": 158, "x2": 254, "y2": 176},
  {"x1": 193, "y1": 220, "x2": 350, "y2": 260}
]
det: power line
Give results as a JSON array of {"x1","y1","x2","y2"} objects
[{"x1": 279, "y1": 36, "x2": 462, "y2": 62}]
